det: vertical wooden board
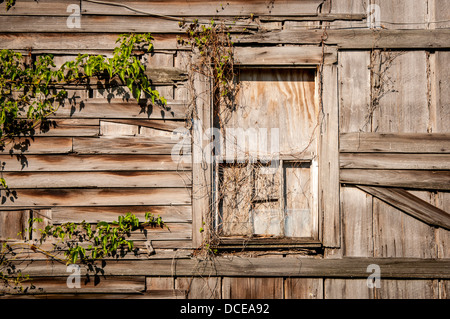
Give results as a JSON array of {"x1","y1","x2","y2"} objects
[
  {"x1": 324, "y1": 279, "x2": 373, "y2": 299},
  {"x1": 0, "y1": 210, "x2": 30, "y2": 240},
  {"x1": 329, "y1": 0, "x2": 367, "y2": 29},
  {"x1": 432, "y1": 0, "x2": 450, "y2": 29},
  {"x1": 436, "y1": 191, "x2": 450, "y2": 258},
  {"x1": 372, "y1": 197, "x2": 437, "y2": 258},
  {"x1": 433, "y1": 51, "x2": 450, "y2": 133},
  {"x1": 284, "y1": 278, "x2": 323, "y2": 299},
  {"x1": 338, "y1": 51, "x2": 371, "y2": 133},
  {"x1": 192, "y1": 70, "x2": 212, "y2": 247},
  {"x1": 147, "y1": 53, "x2": 174, "y2": 99},
  {"x1": 222, "y1": 277, "x2": 283, "y2": 299},
  {"x1": 372, "y1": 51, "x2": 429, "y2": 133},
  {"x1": 374, "y1": 0, "x2": 428, "y2": 29},
  {"x1": 284, "y1": 163, "x2": 313, "y2": 238},
  {"x1": 439, "y1": 280, "x2": 450, "y2": 299},
  {"x1": 341, "y1": 186, "x2": 373, "y2": 257},
  {"x1": 378, "y1": 280, "x2": 438, "y2": 299},
  {"x1": 30, "y1": 209, "x2": 52, "y2": 241},
  {"x1": 320, "y1": 64, "x2": 340, "y2": 247},
  {"x1": 176, "y1": 277, "x2": 221, "y2": 299}
]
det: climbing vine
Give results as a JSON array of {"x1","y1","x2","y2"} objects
[{"x1": 1, "y1": 212, "x2": 168, "y2": 293}]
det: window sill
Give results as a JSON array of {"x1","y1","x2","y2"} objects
[{"x1": 215, "y1": 236, "x2": 322, "y2": 250}]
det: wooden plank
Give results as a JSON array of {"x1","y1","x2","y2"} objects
[
  {"x1": 0, "y1": 137, "x2": 72, "y2": 155},
  {"x1": 222, "y1": 277, "x2": 283, "y2": 299},
  {"x1": 0, "y1": 154, "x2": 191, "y2": 172},
  {"x1": 0, "y1": 188, "x2": 191, "y2": 207},
  {"x1": 235, "y1": 29, "x2": 450, "y2": 49},
  {"x1": 436, "y1": 192, "x2": 450, "y2": 259},
  {"x1": 377, "y1": 279, "x2": 438, "y2": 299},
  {"x1": 357, "y1": 185, "x2": 450, "y2": 231},
  {"x1": 72, "y1": 136, "x2": 181, "y2": 155},
  {"x1": 338, "y1": 51, "x2": 371, "y2": 133},
  {"x1": 284, "y1": 278, "x2": 323, "y2": 299},
  {"x1": 0, "y1": 276, "x2": 146, "y2": 295},
  {"x1": 373, "y1": 0, "x2": 428, "y2": 30},
  {"x1": 176, "y1": 277, "x2": 221, "y2": 299},
  {"x1": 341, "y1": 169, "x2": 450, "y2": 191},
  {"x1": 81, "y1": 0, "x2": 322, "y2": 17},
  {"x1": 339, "y1": 133, "x2": 450, "y2": 153},
  {"x1": 10, "y1": 257, "x2": 450, "y2": 278},
  {"x1": 0, "y1": 0, "x2": 79, "y2": 16},
  {"x1": 0, "y1": 210, "x2": 30, "y2": 240},
  {"x1": 51, "y1": 205, "x2": 191, "y2": 224},
  {"x1": 52, "y1": 100, "x2": 187, "y2": 120},
  {"x1": 0, "y1": 15, "x2": 254, "y2": 33},
  {"x1": 320, "y1": 64, "x2": 340, "y2": 247},
  {"x1": 0, "y1": 33, "x2": 182, "y2": 51},
  {"x1": 2, "y1": 171, "x2": 191, "y2": 189},
  {"x1": 340, "y1": 153, "x2": 450, "y2": 170},
  {"x1": 433, "y1": 51, "x2": 450, "y2": 133},
  {"x1": 234, "y1": 46, "x2": 337, "y2": 65},
  {"x1": 371, "y1": 51, "x2": 429, "y2": 133},
  {"x1": 31, "y1": 119, "x2": 99, "y2": 137},
  {"x1": 324, "y1": 279, "x2": 374, "y2": 299},
  {"x1": 341, "y1": 187, "x2": 373, "y2": 257}
]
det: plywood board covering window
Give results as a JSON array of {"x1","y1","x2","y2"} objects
[{"x1": 215, "y1": 68, "x2": 319, "y2": 240}]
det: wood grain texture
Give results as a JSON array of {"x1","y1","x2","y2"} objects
[
  {"x1": 0, "y1": 188, "x2": 191, "y2": 207},
  {"x1": 357, "y1": 186, "x2": 450, "y2": 231},
  {"x1": 340, "y1": 133, "x2": 450, "y2": 153},
  {"x1": 340, "y1": 153, "x2": 450, "y2": 170},
  {"x1": 0, "y1": 154, "x2": 191, "y2": 171},
  {"x1": 2, "y1": 171, "x2": 191, "y2": 188},
  {"x1": 341, "y1": 169, "x2": 450, "y2": 190},
  {"x1": 222, "y1": 277, "x2": 283, "y2": 299},
  {"x1": 81, "y1": 0, "x2": 323, "y2": 17},
  {"x1": 284, "y1": 278, "x2": 323, "y2": 299},
  {"x1": 8, "y1": 257, "x2": 450, "y2": 278}
]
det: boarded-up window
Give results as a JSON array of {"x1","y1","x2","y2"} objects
[{"x1": 215, "y1": 68, "x2": 319, "y2": 240}]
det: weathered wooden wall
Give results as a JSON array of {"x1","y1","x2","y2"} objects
[{"x1": 0, "y1": 0, "x2": 449, "y2": 299}]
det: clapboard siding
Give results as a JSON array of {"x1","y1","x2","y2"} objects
[
  {"x1": 1, "y1": 0, "x2": 450, "y2": 300},
  {"x1": 0, "y1": 154, "x2": 191, "y2": 171}
]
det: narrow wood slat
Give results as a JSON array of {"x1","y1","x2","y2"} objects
[
  {"x1": 341, "y1": 169, "x2": 450, "y2": 191},
  {"x1": 10, "y1": 257, "x2": 450, "y2": 278},
  {"x1": 0, "y1": 137, "x2": 72, "y2": 155},
  {"x1": 52, "y1": 100, "x2": 187, "y2": 120},
  {"x1": 0, "y1": 154, "x2": 191, "y2": 171},
  {"x1": 2, "y1": 171, "x2": 191, "y2": 188},
  {"x1": 0, "y1": 188, "x2": 191, "y2": 207},
  {"x1": 235, "y1": 29, "x2": 450, "y2": 49},
  {"x1": 72, "y1": 136, "x2": 184, "y2": 155},
  {"x1": 0, "y1": 33, "x2": 181, "y2": 51},
  {"x1": 0, "y1": 0, "x2": 78, "y2": 16},
  {"x1": 81, "y1": 0, "x2": 322, "y2": 17},
  {"x1": 340, "y1": 153, "x2": 450, "y2": 170},
  {"x1": 0, "y1": 16, "x2": 253, "y2": 33},
  {"x1": 51, "y1": 205, "x2": 192, "y2": 223},
  {"x1": 234, "y1": 46, "x2": 337, "y2": 66},
  {"x1": 356, "y1": 185, "x2": 450, "y2": 230},
  {"x1": 340, "y1": 133, "x2": 450, "y2": 153}
]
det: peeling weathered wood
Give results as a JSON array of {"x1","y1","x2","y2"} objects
[
  {"x1": 0, "y1": 137, "x2": 72, "y2": 155},
  {"x1": 356, "y1": 185, "x2": 450, "y2": 230},
  {"x1": 340, "y1": 133, "x2": 450, "y2": 153},
  {"x1": 341, "y1": 169, "x2": 450, "y2": 191}
]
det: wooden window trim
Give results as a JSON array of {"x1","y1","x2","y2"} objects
[{"x1": 192, "y1": 46, "x2": 340, "y2": 249}]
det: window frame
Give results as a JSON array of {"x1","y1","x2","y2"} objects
[{"x1": 191, "y1": 46, "x2": 340, "y2": 250}]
